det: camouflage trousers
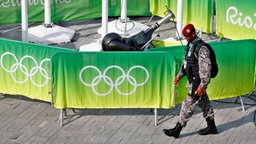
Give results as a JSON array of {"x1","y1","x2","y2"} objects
[{"x1": 178, "y1": 84, "x2": 214, "y2": 127}]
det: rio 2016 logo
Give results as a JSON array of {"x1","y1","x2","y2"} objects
[{"x1": 226, "y1": 6, "x2": 256, "y2": 30}]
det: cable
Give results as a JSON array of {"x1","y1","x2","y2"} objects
[
  {"x1": 254, "y1": 110, "x2": 256, "y2": 127},
  {"x1": 147, "y1": 15, "x2": 154, "y2": 26},
  {"x1": 115, "y1": 18, "x2": 135, "y2": 33}
]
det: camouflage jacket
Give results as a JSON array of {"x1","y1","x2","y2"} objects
[{"x1": 177, "y1": 39, "x2": 211, "y2": 90}]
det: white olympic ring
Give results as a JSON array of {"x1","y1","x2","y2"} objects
[
  {"x1": 79, "y1": 65, "x2": 149, "y2": 96},
  {"x1": 0, "y1": 52, "x2": 51, "y2": 87}
]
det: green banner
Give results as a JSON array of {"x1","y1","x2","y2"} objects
[
  {"x1": 150, "y1": 0, "x2": 213, "y2": 33},
  {"x1": 0, "y1": 0, "x2": 151, "y2": 24},
  {"x1": 0, "y1": 0, "x2": 44, "y2": 23},
  {"x1": 216, "y1": 0, "x2": 256, "y2": 39},
  {"x1": 150, "y1": 0, "x2": 178, "y2": 17},
  {"x1": 0, "y1": 38, "x2": 76, "y2": 102},
  {"x1": 149, "y1": 39, "x2": 256, "y2": 103},
  {"x1": 52, "y1": 52, "x2": 176, "y2": 109}
]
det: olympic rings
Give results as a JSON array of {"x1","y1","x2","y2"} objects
[
  {"x1": 79, "y1": 65, "x2": 149, "y2": 96},
  {"x1": 0, "y1": 52, "x2": 51, "y2": 87}
]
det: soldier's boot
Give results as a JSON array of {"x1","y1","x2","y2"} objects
[
  {"x1": 198, "y1": 118, "x2": 218, "y2": 135},
  {"x1": 163, "y1": 122, "x2": 183, "y2": 138}
]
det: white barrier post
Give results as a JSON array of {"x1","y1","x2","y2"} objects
[
  {"x1": 102, "y1": 0, "x2": 108, "y2": 39},
  {"x1": 21, "y1": 0, "x2": 28, "y2": 42},
  {"x1": 176, "y1": 0, "x2": 184, "y2": 39},
  {"x1": 120, "y1": 0, "x2": 128, "y2": 35},
  {"x1": 120, "y1": 0, "x2": 127, "y2": 21},
  {"x1": 44, "y1": 0, "x2": 52, "y2": 27}
]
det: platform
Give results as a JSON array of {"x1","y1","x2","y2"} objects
[{"x1": 27, "y1": 24, "x2": 75, "y2": 45}]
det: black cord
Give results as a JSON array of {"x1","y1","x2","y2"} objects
[{"x1": 254, "y1": 110, "x2": 256, "y2": 127}]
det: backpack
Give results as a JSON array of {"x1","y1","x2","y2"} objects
[{"x1": 194, "y1": 40, "x2": 219, "y2": 78}]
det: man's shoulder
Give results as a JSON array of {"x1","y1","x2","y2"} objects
[{"x1": 195, "y1": 40, "x2": 209, "y2": 53}]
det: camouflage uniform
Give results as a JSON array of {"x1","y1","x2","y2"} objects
[{"x1": 177, "y1": 38, "x2": 214, "y2": 127}]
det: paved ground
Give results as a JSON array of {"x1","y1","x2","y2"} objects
[
  {"x1": 0, "y1": 93, "x2": 255, "y2": 144},
  {"x1": 0, "y1": 16, "x2": 255, "y2": 144}
]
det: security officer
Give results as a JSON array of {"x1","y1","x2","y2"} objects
[{"x1": 163, "y1": 24, "x2": 217, "y2": 138}]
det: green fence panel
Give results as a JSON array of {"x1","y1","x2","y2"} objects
[
  {"x1": 216, "y1": 0, "x2": 256, "y2": 40},
  {"x1": 52, "y1": 51, "x2": 175, "y2": 109},
  {"x1": 150, "y1": 0, "x2": 213, "y2": 33},
  {"x1": 150, "y1": 0, "x2": 177, "y2": 17},
  {"x1": 207, "y1": 39, "x2": 256, "y2": 100},
  {"x1": 149, "y1": 39, "x2": 256, "y2": 104},
  {"x1": 0, "y1": 38, "x2": 77, "y2": 102}
]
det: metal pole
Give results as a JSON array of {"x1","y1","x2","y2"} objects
[
  {"x1": 121, "y1": 0, "x2": 127, "y2": 20},
  {"x1": 102, "y1": 0, "x2": 108, "y2": 39},
  {"x1": 120, "y1": 0, "x2": 128, "y2": 35},
  {"x1": 59, "y1": 109, "x2": 63, "y2": 127},
  {"x1": 239, "y1": 96, "x2": 245, "y2": 112},
  {"x1": 154, "y1": 108, "x2": 158, "y2": 126},
  {"x1": 21, "y1": 0, "x2": 28, "y2": 42},
  {"x1": 44, "y1": 0, "x2": 52, "y2": 27},
  {"x1": 176, "y1": 0, "x2": 184, "y2": 39}
]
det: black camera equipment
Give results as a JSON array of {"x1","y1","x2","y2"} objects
[{"x1": 102, "y1": 6, "x2": 175, "y2": 51}]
